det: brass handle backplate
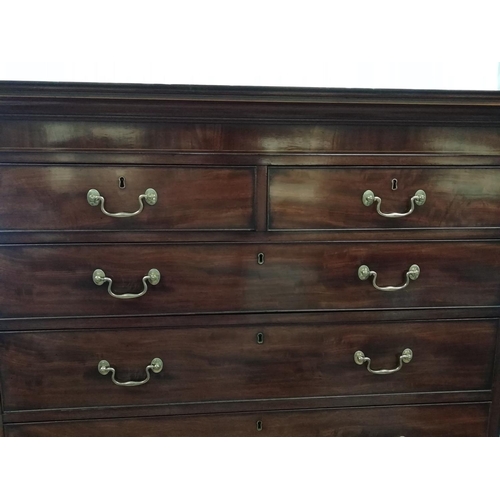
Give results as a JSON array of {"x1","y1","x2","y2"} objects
[
  {"x1": 362, "y1": 189, "x2": 426, "y2": 218},
  {"x1": 87, "y1": 188, "x2": 158, "y2": 217},
  {"x1": 358, "y1": 264, "x2": 420, "y2": 292},
  {"x1": 98, "y1": 358, "x2": 163, "y2": 386},
  {"x1": 93, "y1": 268, "x2": 161, "y2": 299},
  {"x1": 354, "y1": 348, "x2": 413, "y2": 375}
]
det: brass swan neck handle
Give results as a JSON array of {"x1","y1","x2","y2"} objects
[
  {"x1": 87, "y1": 188, "x2": 158, "y2": 218},
  {"x1": 358, "y1": 264, "x2": 420, "y2": 292},
  {"x1": 93, "y1": 268, "x2": 161, "y2": 299},
  {"x1": 98, "y1": 358, "x2": 163, "y2": 386},
  {"x1": 362, "y1": 189, "x2": 426, "y2": 218},
  {"x1": 354, "y1": 348, "x2": 413, "y2": 375}
]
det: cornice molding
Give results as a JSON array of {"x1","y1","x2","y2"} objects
[{"x1": 1, "y1": 81, "x2": 500, "y2": 124}]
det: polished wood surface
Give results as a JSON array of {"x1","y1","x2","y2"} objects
[
  {"x1": 2, "y1": 152, "x2": 500, "y2": 168},
  {"x1": 4, "y1": 403, "x2": 490, "y2": 437},
  {"x1": 0, "y1": 166, "x2": 255, "y2": 231},
  {"x1": 2, "y1": 121, "x2": 500, "y2": 156},
  {"x1": 0, "y1": 320, "x2": 495, "y2": 412},
  {"x1": 0, "y1": 395, "x2": 3, "y2": 437},
  {"x1": 1, "y1": 83, "x2": 500, "y2": 159},
  {"x1": 3, "y1": 388, "x2": 491, "y2": 425},
  {"x1": 0, "y1": 242, "x2": 499, "y2": 319},
  {"x1": 5, "y1": 227, "x2": 500, "y2": 246},
  {"x1": 269, "y1": 168, "x2": 500, "y2": 229},
  {"x1": 1, "y1": 82, "x2": 500, "y2": 436},
  {"x1": 2, "y1": 306, "x2": 500, "y2": 335},
  {"x1": 489, "y1": 321, "x2": 500, "y2": 436},
  {"x1": 2, "y1": 82, "x2": 500, "y2": 127}
]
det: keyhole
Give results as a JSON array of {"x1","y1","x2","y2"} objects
[
  {"x1": 256, "y1": 420, "x2": 263, "y2": 431},
  {"x1": 257, "y1": 253, "x2": 265, "y2": 265},
  {"x1": 392, "y1": 179, "x2": 398, "y2": 190},
  {"x1": 119, "y1": 176, "x2": 126, "y2": 189},
  {"x1": 256, "y1": 332, "x2": 264, "y2": 344}
]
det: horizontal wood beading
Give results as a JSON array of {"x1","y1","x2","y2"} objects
[{"x1": 4, "y1": 403, "x2": 490, "y2": 437}]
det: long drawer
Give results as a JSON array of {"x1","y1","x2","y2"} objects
[
  {"x1": 4, "y1": 404, "x2": 490, "y2": 436},
  {"x1": 0, "y1": 320, "x2": 495, "y2": 411},
  {"x1": 1, "y1": 242, "x2": 499, "y2": 319},
  {"x1": 269, "y1": 167, "x2": 500, "y2": 229},
  {"x1": 0, "y1": 166, "x2": 255, "y2": 231}
]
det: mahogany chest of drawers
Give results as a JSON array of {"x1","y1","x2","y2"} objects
[{"x1": 0, "y1": 82, "x2": 499, "y2": 436}]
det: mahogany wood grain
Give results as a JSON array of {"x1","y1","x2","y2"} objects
[
  {"x1": 269, "y1": 168, "x2": 500, "y2": 229},
  {"x1": 3, "y1": 389, "x2": 491, "y2": 424},
  {"x1": 4, "y1": 228, "x2": 500, "y2": 245},
  {"x1": 0, "y1": 242, "x2": 500, "y2": 320},
  {"x1": 2, "y1": 308, "x2": 500, "y2": 334},
  {"x1": 1, "y1": 82, "x2": 500, "y2": 127},
  {"x1": 0, "y1": 82, "x2": 499, "y2": 437},
  {"x1": 0, "y1": 166, "x2": 255, "y2": 231},
  {"x1": 0, "y1": 320, "x2": 495, "y2": 412},
  {"x1": 2, "y1": 120, "x2": 500, "y2": 154},
  {"x1": 2, "y1": 84, "x2": 500, "y2": 155},
  {"x1": 2, "y1": 152, "x2": 500, "y2": 167},
  {"x1": 488, "y1": 319, "x2": 500, "y2": 436},
  {"x1": 0, "y1": 330, "x2": 4, "y2": 435},
  {"x1": 4, "y1": 403, "x2": 490, "y2": 436},
  {"x1": 255, "y1": 165, "x2": 268, "y2": 231}
]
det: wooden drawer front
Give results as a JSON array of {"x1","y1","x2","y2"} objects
[
  {"x1": 4, "y1": 404, "x2": 490, "y2": 436},
  {"x1": 269, "y1": 168, "x2": 500, "y2": 230},
  {"x1": 0, "y1": 166, "x2": 255, "y2": 231},
  {"x1": 0, "y1": 321, "x2": 495, "y2": 411},
  {"x1": 1, "y1": 242, "x2": 500, "y2": 319}
]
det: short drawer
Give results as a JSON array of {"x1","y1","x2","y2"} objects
[
  {"x1": 0, "y1": 166, "x2": 255, "y2": 231},
  {"x1": 1, "y1": 242, "x2": 500, "y2": 319},
  {"x1": 269, "y1": 167, "x2": 500, "y2": 230},
  {"x1": 4, "y1": 404, "x2": 490, "y2": 436},
  {"x1": 0, "y1": 320, "x2": 495, "y2": 411}
]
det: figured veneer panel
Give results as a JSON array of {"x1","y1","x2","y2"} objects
[
  {"x1": 0, "y1": 242, "x2": 500, "y2": 319},
  {"x1": 4, "y1": 404, "x2": 490, "y2": 437},
  {"x1": 0, "y1": 166, "x2": 255, "y2": 231},
  {"x1": 0, "y1": 320, "x2": 495, "y2": 411},
  {"x1": 1, "y1": 120, "x2": 500, "y2": 153},
  {"x1": 269, "y1": 168, "x2": 500, "y2": 230}
]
